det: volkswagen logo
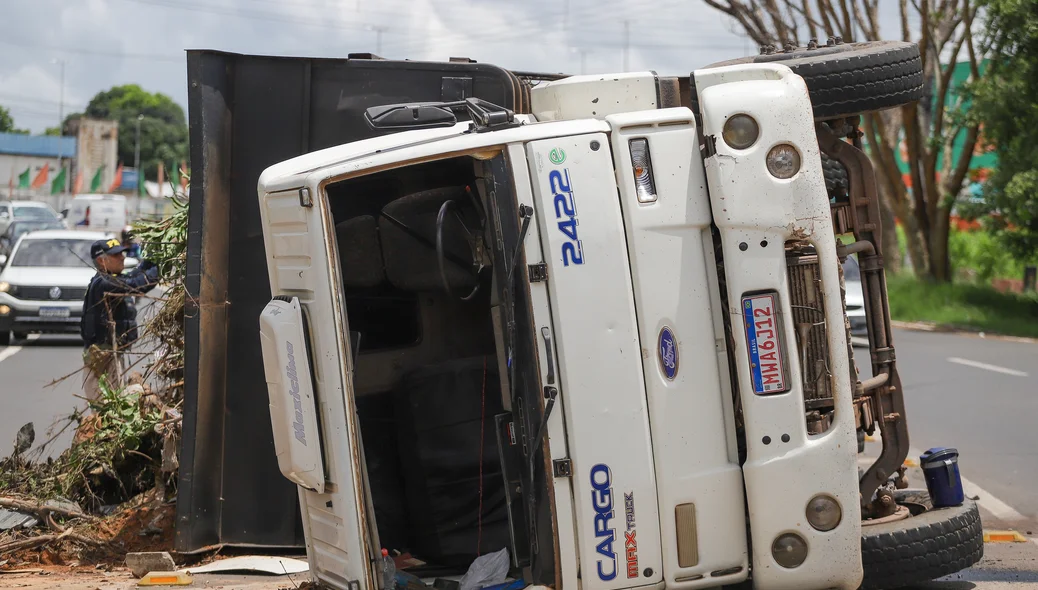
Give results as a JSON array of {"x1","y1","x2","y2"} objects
[{"x1": 49, "y1": 287, "x2": 62, "y2": 300}]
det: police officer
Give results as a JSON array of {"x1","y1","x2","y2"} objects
[{"x1": 81, "y1": 237, "x2": 160, "y2": 401}]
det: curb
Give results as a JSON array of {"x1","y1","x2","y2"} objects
[{"x1": 890, "y1": 320, "x2": 1038, "y2": 345}]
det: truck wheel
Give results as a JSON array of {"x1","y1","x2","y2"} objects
[
  {"x1": 13, "y1": 331, "x2": 28, "y2": 341},
  {"x1": 692, "y1": 40, "x2": 923, "y2": 121},
  {"x1": 0, "y1": 331, "x2": 9, "y2": 346},
  {"x1": 861, "y1": 489, "x2": 983, "y2": 590}
]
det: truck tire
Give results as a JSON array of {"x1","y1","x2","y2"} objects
[
  {"x1": 0, "y1": 331, "x2": 9, "y2": 346},
  {"x1": 691, "y1": 40, "x2": 924, "y2": 121},
  {"x1": 861, "y1": 489, "x2": 983, "y2": 590}
]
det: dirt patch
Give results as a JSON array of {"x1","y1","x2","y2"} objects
[{"x1": 1, "y1": 494, "x2": 175, "y2": 569}]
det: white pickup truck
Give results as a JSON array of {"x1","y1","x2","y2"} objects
[{"x1": 254, "y1": 41, "x2": 983, "y2": 590}]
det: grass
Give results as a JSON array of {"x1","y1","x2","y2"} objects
[{"x1": 886, "y1": 273, "x2": 1038, "y2": 338}]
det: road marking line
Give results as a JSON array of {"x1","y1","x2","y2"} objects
[
  {"x1": 947, "y1": 357, "x2": 1028, "y2": 377},
  {"x1": 0, "y1": 345, "x2": 22, "y2": 363},
  {"x1": 960, "y1": 472, "x2": 1029, "y2": 522},
  {"x1": 0, "y1": 335, "x2": 42, "y2": 364}
]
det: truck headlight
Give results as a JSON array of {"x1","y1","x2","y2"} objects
[
  {"x1": 772, "y1": 532, "x2": 808, "y2": 568},
  {"x1": 722, "y1": 114, "x2": 759, "y2": 150},
  {"x1": 0, "y1": 305, "x2": 10, "y2": 315},
  {"x1": 806, "y1": 495, "x2": 842, "y2": 531},
  {"x1": 766, "y1": 144, "x2": 801, "y2": 179},
  {"x1": 0, "y1": 281, "x2": 8, "y2": 293}
]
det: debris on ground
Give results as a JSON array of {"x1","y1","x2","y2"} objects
[
  {"x1": 125, "y1": 551, "x2": 176, "y2": 578},
  {"x1": 182, "y1": 555, "x2": 309, "y2": 576}
]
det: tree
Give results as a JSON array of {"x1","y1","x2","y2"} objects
[
  {"x1": 81, "y1": 85, "x2": 188, "y2": 179},
  {"x1": 702, "y1": 0, "x2": 982, "y2": 282},
  {"x1": 0, "y1": 105, "x2": 29, "y2": 135},
  {"x1": 967, "y1": 0, "x2": 1038, "y2": 261},
  {"x1": 44, "y1": 113, "x2": 82, "y2": 137}
]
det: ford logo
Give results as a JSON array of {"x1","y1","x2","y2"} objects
[
  {"x1": 49, "y1": 287, "x2": 62, "y2": 300},
  {"x1": 658, "y1": 326, "x2": 678, "y2": 380}
]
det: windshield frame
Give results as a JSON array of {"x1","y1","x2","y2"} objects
[{"x1": 10, "y1": 238, "x2": 95, "y2": 268}]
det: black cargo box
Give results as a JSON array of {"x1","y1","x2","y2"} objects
[{"x1": 177, "y1": 50, "x2": 539, "y2": 552}]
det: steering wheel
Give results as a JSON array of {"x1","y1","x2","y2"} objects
[{"x1": 435, "y1": 199, "x2": 485, "y2": 301}]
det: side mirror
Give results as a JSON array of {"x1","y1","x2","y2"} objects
[
  {"x1": 124, "y1": 256, "x2": 139, "y2": 270},
  {"x1": 60, "y1": 209, "x2": 68, "y2": 219}
]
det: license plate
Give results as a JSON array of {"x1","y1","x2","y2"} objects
[
  {"x1": 39, "y1": 307, "x2": 70, "y2": 319},
  {"x1": 742, "y1": 293, "x2": 789, "y2": 394}
]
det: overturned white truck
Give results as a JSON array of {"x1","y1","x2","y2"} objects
[{"x1": 255, "y1": 41, "x2": 983, "y2": 590}]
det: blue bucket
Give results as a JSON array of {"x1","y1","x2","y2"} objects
[{"x1": 920, "y1": 447, "x2": 965, "y2": 508}]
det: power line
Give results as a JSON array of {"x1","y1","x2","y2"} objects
[
  {"x1": 118, "y1": 0, "x2": 378, "y2": 32},
  {"x1": 0, "y1": 37, "x2": 182, "y2": 63},
  {"x1": 0, "y1": 93, "x2": 86, "y2": 111}
]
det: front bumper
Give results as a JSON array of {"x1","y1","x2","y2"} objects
[
  {"x1": 0, "y1": 293, "x2": 82, "y2": 334},
  {"x1": 697, "y1": 64, "x2": 863, "y2": 589}
]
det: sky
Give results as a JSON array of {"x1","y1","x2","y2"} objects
[{"x1": 0, "y1": 0, "x2": 905, "y2": 135}]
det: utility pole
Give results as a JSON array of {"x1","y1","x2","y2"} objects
[
  {"x1": 622, "y1": 20, "x2": 630, "y2": 72},
  {"x1": 367, "y1": 25, "x2": 388, "y2": 55},
  {"x1": 134, "y1": 113, "x2": 143, "y2": 184},
  {"x1": 52, "y1": 58, "x2": 68, "y2": 194}
]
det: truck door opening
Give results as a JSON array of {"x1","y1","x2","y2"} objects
[{"x1": 324, "y1": 153, "x2": 546, "y2": 578}]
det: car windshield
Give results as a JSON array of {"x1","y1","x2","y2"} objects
[
  {"x1": 14, "y1": 206, "x2": 57, "y2": 220},
  {"x1": 11, "y1": 239, "x2": 93, "y2": 268},
  {"x1": 6, "y1": 221, "x2": 64, "y2": 240},
  {"x1": 843, "y1": 255, "x2": 861, "y2": 281}
]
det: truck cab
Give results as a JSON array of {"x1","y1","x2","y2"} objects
[{"x1": 253, "y1": 42, "x2": 982, "y2": 590}]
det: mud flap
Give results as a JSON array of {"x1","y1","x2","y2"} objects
[{"x1": 259, "y1": 296, "x2": 325, "y2": 493}]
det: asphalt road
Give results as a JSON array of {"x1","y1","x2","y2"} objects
[
  {"x1": 854, "y1": 328, "x2": 1038, "y2": 522},
  {"x1": 1, "y1": 325, "x2": 1036, "y2": 587},
  {"x1": 0, "y1": 334, "x2": 86, "y2": 460}
]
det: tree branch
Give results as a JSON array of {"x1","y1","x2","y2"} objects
[
  {"x1": 899, "y1": 0, "x2": 911, "y2": 42},
  {"x1": 802, "y1": 0, "x2": 819, "y2": 38},
  {"x1": 816, "y1": 0, "x2": 835, "y2": 36},
  {"x1": 0, "y1": 497, "x2": 94, "y2": 522}
]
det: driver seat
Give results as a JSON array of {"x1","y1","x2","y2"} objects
[{"x1": 378, "y1": 186, "x2": 480, "y2": 293}]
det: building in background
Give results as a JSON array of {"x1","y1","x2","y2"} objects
[
  {"x1": 0, "y1": 133, "x2": 76, "y2": 197},
  {"x1": 69, "y1": 118, "x2": 119, "y2": 193}
]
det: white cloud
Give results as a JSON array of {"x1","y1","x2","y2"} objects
[{"x1": 1, "y1": 0, "x2": 907, "y2": 133}]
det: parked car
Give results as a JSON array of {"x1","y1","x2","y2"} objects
[
  {"x1": 0, "y1": 219, "x2": 68, "y2": 258},
  {"x1": 843, "y1": 255, "x2": 867, "y2": 339},
  {"x1": 0, "y1": 230, "x2": 112, "y2": 345},
  {"x1": 0, "y1": 200, "x2": 65, "y2": 234},
  {"x1": 64, "y1": 194, "x2": 128, "y2": 233}
]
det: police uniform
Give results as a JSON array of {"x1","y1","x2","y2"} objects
[{"x1": 81, "y1": 238, "x2": 160, "y2": 400}]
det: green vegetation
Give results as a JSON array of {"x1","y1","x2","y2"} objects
[
  {"x1": 887, "y1": 273, "x2": 1038, "y2": 338},
  {"x1": 0, "y1": 105, "x2": 29, "y2": 134},
  {"x1": 948, "y1": 226, "x2": 1033, "y2": 283},
  {"x1": 79, "y1": 84, "x2": 189, "y2": 178},
  {"x1": 0, "y1": 377, "x2": 163, "y2": 506},
  {"x1": 967, "y1": 0, "x2": 1038, "y2": 259}
]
